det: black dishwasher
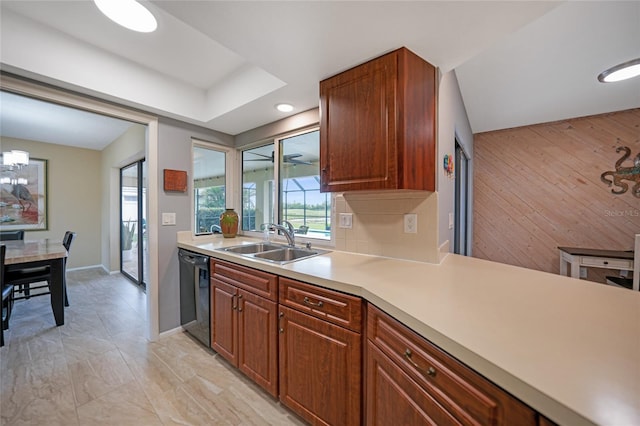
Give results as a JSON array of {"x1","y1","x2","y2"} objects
[{"x1": 179, "y1": 249, "x2": 210, "y2": 347}]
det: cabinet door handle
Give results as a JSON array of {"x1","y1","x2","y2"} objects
[
  {"x1": 279, "y1": 311, "x2": 284, "y2": 333},
  {"x1": 237, "y1": 294, "x2": 243, "y2": 312},
  {"x1": 232, "y1": 294, "x2": 237, "y2": 310},
  {"x1": 404, "y1": 349, "x2": 436, "y2": 377},
  {"x1": 303, "y1": 296, "x2": 324, "y2": 308}
]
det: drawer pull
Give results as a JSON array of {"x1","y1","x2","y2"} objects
[
  {"x1": 404, "y1": 349, "x2": 436, "y2": 377},
  {"x1": 303, "y1": 296, "x2": 324, "y2": 308}
]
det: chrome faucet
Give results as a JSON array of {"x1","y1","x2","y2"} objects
[{"x1": 269, "y1": 221, "x2": 295, "y2": 247}]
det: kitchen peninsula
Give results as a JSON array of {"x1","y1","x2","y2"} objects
[{"x1": 178, "y1": 233, "x2": 640, "y2": 426}]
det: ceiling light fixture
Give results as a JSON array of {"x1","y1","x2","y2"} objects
[
  {"x1": 275, "y1": 103, "x2": 294, "y2": 112},
  {"x1": 597, "y1": 58, "x2": 640, "y2": 83},
  {"x1": 94, "y1": 0, "x2": 157, "y2": 33}
]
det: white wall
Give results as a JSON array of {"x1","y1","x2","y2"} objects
[
  {"x1": 101, "y1": 124, "x2": 146, "y2": 272},
  {"x1": 437, "y1": 70, "x2": 474, "y2": 255}
]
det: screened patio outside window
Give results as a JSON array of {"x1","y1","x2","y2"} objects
[{"x1": 241, "y1": 128, "x2": 330, "y2": 241}]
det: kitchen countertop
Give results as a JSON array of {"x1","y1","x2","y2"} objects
[{"x1": 178, "y1": 234, "x2": 640, "y2": 426}]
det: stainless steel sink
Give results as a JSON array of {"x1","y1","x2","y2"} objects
[
  {"x1": 219, "y1": 242, "x2": 330, "y2": 264},
  {"x1": 253, "y1": 247, "x2": 324, "y2": 263},
  {"x1": 222, "y1": 243, "x2": 285, "y2": 254}
]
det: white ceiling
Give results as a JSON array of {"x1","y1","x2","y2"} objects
[{"x1": 0, "y1": 1, "x2": 638, "y2": 149}]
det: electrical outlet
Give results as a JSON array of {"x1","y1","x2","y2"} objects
[
  {"x1": 580, "y1": 267, "x2": 587, "y2": 279},
  {"x1": 404, "y1": 213, "x2": 417, "y2": 234},
  {"x1": 339, "y1": 213, "x2": 353, "y2": 229},
  {"x1": 449, "y1": 212, "x2": 454, "y2": 230}
]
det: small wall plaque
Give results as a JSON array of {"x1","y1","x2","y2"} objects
[{"x1": 164, "y1": 169, "x2": 187, "y2": 192}]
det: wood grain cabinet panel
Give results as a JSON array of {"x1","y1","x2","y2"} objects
[
  {"x1": 320, "y1": 47, "x2": 436, "y2": 192},
  {"x1": 211, "y1": 258, "x2": 277, "y2": 301},
  {"x1": 278, "y1": 278, "x2": 363, "y2": 425},
  {"x1": 279, "y1": 277, "x2": 362, "y2": 332},
  {"x1": 367, "y1": 304, "x2": 537, "y2": 426},
  {"x1": 367, "y1": 341, "x2": 462, "y2": 426},
  {"x1": 210, "y1": 259, "x2": 279, "y2": 397}
]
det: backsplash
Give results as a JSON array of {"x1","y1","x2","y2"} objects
[{"x1": 333, "y1": 191, "x2": 440, "y2": 263}]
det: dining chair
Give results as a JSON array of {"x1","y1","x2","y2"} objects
[
  {"x1": 1, "y1": 244, "x2": 15, "y2": 347},
  {"x1": 606, "y1": 234, "x2": 639, "y2": 291},
  {"x1": 8, "y1": 231, "x2": 75, "y2": 306},
  {"x1": 0, "y1": 230, "x2": 24, "y2": 241}
]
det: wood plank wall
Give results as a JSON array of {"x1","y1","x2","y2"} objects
[{"x1": 473, "y1": 108, "x2": 640, "y2": 283}]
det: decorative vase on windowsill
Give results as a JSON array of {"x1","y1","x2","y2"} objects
[{"x1": 220, "y1": 208, "x2": 239, "y2": 238}]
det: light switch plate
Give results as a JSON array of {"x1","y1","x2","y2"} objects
[
  {"x1": 162, "y1": 212, "x2": 176, "y2": 226},
  {"x1": 448, "y1": 212, "x2": 454, "y2": 230},
  {"x1": 404, "y1": 213, "x2": 417, "y2": 234},
  {"x1": 339, "y1": 213, "x2": 353, "y2": 229}
]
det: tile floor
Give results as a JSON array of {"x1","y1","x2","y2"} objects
[{"x1": 1, "y1": 269, "x2": 305, "y2": 425}]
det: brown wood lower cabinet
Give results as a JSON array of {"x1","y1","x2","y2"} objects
[
  {"x1": 210, "y1": 259, "x2": 278, "y2": 397},
  {"x1": 279, "y1": 278, "x2": 363, "y2": 425},
  {"x1": 208, "y1": 258, "x2": 555, "y2": 425},
  {"x1": 366, "y1": 304, "x2": 537, "y2": 426}
]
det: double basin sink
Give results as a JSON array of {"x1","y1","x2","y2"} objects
[{"x1": 219, "y1": 242, "x2": 330, "y2": 264}]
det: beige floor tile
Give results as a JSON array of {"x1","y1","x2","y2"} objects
[
  {"x1": 76, "y1": 380, "x2": 161, "y2": 425},
  {"x1": 1, "y1": 268, "x2": 309, "y2": 426},
  {"x1": 69, "y1": 349, "x2": 134, "y2": 406}
]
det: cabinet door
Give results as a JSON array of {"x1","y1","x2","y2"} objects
[
  {"x1": 279, "y1": 305, "x2": 361, "y2": 426},
  {"x1": 320, "y1": 51, "x2": 398, "y2": 192},
  {"x1": 211, "y1": 278, "x2": 237, "y2": 364},
  {"x1": 237, "y1": 289, "x2": 278, "y2": 397},
  {"x1": 366, "y1": 341, "x2": 462, "y2": 426}
]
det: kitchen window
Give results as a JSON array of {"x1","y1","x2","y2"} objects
[
  {"x1": 193, "y1": 142, "x2": 230, "y2": 235},
  {"x1": 241, "y1": 128, "x2": 330, "y2": 241}
]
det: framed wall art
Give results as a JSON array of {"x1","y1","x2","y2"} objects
[
  {"x1": 164, "y1": 169, "x2": 187, "y2": 192},
  {"x1": 0, "y1": 157, "x2": 48, "y2": 231}
]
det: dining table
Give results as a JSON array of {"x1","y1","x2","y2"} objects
[{"x1": 3, "y1": 239, "x2": 68, "y2": 326}]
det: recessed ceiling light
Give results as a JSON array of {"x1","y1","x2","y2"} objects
[
  {"x1": 94, "y1": 0, "x2": 157, "y2": 33},
  {"x1": 598, "y1": 58, "x2": 640, "y2": 83},
  {"x1": 276, "y1": 103, "x2": 294, "y2": 112}
]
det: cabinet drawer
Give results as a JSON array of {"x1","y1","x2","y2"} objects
[
  {"x1": 580, "y1": 256, "x2": 633, "y2": 269},
  {"x1": 279, "y1": 277, "x2": 362, "y2": 332},
  {"x1": 367, "y1": 341, "x2": 463, "y2": 426},
  {"x1": 211, "y1": 259, "x2": 278, "y2": 301},
  {"x1": 367, "y1": 304, "x2": 536, "y2": 426}
]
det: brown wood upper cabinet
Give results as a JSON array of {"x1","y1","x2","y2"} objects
[{"x1": 319, "y1": 47, "x2": 437, "y2": 193}]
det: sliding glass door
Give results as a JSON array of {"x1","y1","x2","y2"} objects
[{"x1": 120, "y1": 160, "x2": 147, "y2": 287}]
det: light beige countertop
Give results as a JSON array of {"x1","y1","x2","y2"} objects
[{"x1": 178, "y1": 234, "x2": 640, "y2": 426}]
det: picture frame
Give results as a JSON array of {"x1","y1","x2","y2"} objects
[
  {"x1": 164, "y1": 169, "x2": 187, "y2": 192},
  {"x1": 0, "y1": 157, "x2": 48, "y2": 231}
]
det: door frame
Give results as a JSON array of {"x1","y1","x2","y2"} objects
[
  {"x1": 454, "y1": 137, "x2": 470, "y2": 256},
  {"x1": 1, "y1": 74, "x2": 161, "y2": 341}
]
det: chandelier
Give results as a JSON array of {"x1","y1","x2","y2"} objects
[
  {"x1": 2, "y1": 150, "x2": 29, "y2": 169},
  {"x1": 1, "y1": 150, "x2": 30, "y2": 186}
]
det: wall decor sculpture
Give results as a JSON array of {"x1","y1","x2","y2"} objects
[{"x1": 600, "y1": 146, "x2": 640, "y2": 198}]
